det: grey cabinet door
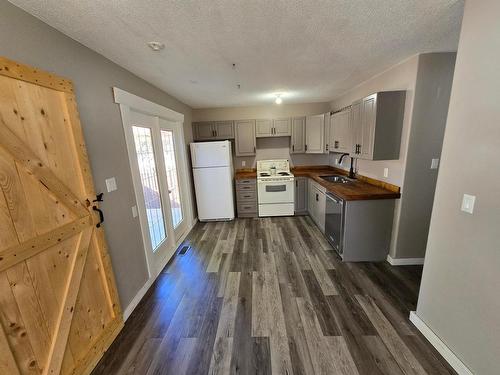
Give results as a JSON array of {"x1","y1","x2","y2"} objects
[
  {"x1": 305, "y1": 114, "x2": 325, "y2": 153},
  {"x1": 294, "y1": 177, "x2": 308, "y2": 214},
  {"x1": 273, "y1": 118, "x2": 291, "y2": 136},
  {"x1": 331, "y1": 110, "x2": 352, "y2": 153},
  {"x1": 235, "y1": 120, "x2": 256, "y2": 156},
  {"x1": 194, "y1": 122, "x2": 215, "y2": 140},
  {"x1": 291, "y1": 117, "x2": 306, "y2": 153},
  {"x1": 255, "y1": 119, "x2": 273, "y2": 137},
  {"x1": 214, "y1": 121, "x2": 234, "y2": 139},
  {"x1": 359, "y1": 94, "x2": 376, "y2": 159}
]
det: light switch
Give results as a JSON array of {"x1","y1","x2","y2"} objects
[
  {"x1": 241, "y1": 160, "x2": 246, "y2": 167},
  {"x1": 131, "y1": 205, "x2": 138, "y2": 218},
  {"x1": 431, "y1": 158, "x2": 440, "y2": 169},
  {"x1": 383, "y1": 168, "x2": 389, "y2": 178},
  {"x1": 105, "y1": 177, "x2": 117, "y2": 192},
  {"x1": 461, "y1": 194, "x2": 476, "y2": 214}
]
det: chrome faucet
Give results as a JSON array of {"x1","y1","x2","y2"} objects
[{"x1": 338, "y1": 153, "x2": 356, "y2": 179}]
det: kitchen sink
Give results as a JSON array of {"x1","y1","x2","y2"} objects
[{"x1": 320, "y1": 175, "x2": 352, "y2": 184}]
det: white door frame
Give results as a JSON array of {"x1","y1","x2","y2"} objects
[{"x1": 114, "y1": 87, "x2": 194, "y2": 280}]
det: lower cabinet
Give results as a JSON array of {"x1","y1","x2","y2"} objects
[
  {"x1": 307, "y1": 179, "x2": 326, "y2": 232},
  {"x1": 294, "y1": 177, "x2": 308, "y2": 215},
  {"x1": 236, "y1": 178, "x2": 257, "y2": 217}
]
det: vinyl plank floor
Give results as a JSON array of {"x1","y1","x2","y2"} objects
[{"x1": 92, "y1": 217, "x2": 456, "y2": 375}]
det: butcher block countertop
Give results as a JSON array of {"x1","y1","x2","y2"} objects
[{"x1": 235, "y1": 165, "x2": 401, "y2": 201}]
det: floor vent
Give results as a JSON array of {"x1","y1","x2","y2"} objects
[{"x1": 179, "y1": 245, "x2": 190, "y2": 255}]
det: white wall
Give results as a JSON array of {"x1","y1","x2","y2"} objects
[
  {"x1": 416, "y1": 1, "x2": 500, "y2": 374},
  {"x1": 193, "y1": 102, "x2": 332, "y2": 168}
]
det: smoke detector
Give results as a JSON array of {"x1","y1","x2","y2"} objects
[{"x1": 147, "y1": 42, "x2": 165, "y2": 51}]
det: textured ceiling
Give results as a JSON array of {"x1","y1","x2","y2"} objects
[{"x1": 10, "y1": 0, "x2": 464, "y2": 108}]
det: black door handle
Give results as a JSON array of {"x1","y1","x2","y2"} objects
[{"x1": 92, "y1": 206, "x2": 104, "y2": 228}]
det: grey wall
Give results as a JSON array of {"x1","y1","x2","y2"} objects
[
  {"x1": 416, "y1": 1, "x2": 500, "y2": 374},
  {"x1": 0, "y1": 1, "x2": 193, "y2": 309},
  {"x1": 395, "y1": 53, "x2": 456, "y2": 259},
  {"x1": 193, "y1": 102, "x2": 332, "y2": 169}
]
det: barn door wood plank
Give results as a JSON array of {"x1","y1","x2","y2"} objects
[
  {"x1": 0, "y1": 146, "x2": 37, "y2": 242},
  {"x1": 0, "y1": 56, "x2": 74, "y2": 94},
  {"x1": 0, "y1": 115, "x2": 88, "y2": 218},
  {"x1": 0, "y1": 215, "x2": 92, "y2": 273},
  {"x1": 0, "y1": 185, "x2": 19, "y2": 249},
  {"x1": 0, "y1": 321, "x2": 21, "y2": 375},
  {"x1": 0, "y1": 272, "x2": 41, "y2": 374},
  {"x1": 44, "y1": 226, "x2": 92, "y2": 375},
  {"x1": 6, "y1": 262, "x2": 53, "y2": 371}
]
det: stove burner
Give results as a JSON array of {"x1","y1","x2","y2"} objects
[
  {"x1": 259, "y1": 172, "x2": 270, "y2": 177},
  {"x1": 278, "y1": 172, "x2": 290, "y2": 176}
]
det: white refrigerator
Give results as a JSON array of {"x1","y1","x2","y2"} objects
[{"x1": 190, "y1": 141, "x2": 235, "y2": 221}]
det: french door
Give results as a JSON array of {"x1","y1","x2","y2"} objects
[{"x1": 124, "y1": 109, "x2": 189, "y2": 277}]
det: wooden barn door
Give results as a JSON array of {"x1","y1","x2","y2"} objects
[{"x1": 0, "y1": 57, "x2": 123, "y2": 374}]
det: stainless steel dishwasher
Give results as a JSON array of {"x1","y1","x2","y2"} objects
[{"x1": 325, "y1": 192, "x2": 344, "y2": 257}]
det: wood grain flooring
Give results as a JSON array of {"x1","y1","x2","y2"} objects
[{"x1": 91, "y1": 217, "x2": 456, "y2": 375}]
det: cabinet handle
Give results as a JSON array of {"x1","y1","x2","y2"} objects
[
  {"x1": 316, "y1": 193, "x2": 319, "y2": 201},
  {"x1": 334, "y1": 140, "x2": 339, "y2": 148},
  {"x1": 358, "y1": 144, "x2": 361, "y2": 154},
  {"x1": 326, "y1": 144, "x2": 329, "y2": 151},
  {"x1": 305, "y1": 144, "x2": 308, "y2": 151},
  {"x1": 253, "y1": 146, "x2": 256, "y2": 153},
  {"x1": 292, "y1": 144, "x2": 295, "y2": 152},
  {"x1": 295, "y1": 180, "x2": 298, "y2": 187}
]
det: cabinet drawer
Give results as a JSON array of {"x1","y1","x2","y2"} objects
[
  {"x1": 237, "y1": 202, "x2": 257, "y2": 213},
  {"x1": 237, "y1": 190, "x2": 257, "y2": 201},
  {"x1": 236, "y1": 183, "x2": 256, "y2": 192},
  {"x1": 236, "y1": 178, "x2": 256, "y2": 185}
]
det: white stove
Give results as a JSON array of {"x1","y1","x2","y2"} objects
[{"x1": 256, "y1": 159, "x2": 295, "y2": 217}]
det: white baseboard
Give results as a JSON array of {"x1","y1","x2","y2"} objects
[
  {"x1": 386, "y1": 254, "x2": 425, "y2": 265},
  {"x1": 123, "y1": 277, "x2": 153, "y2": 321},
  {"x1": 409, "y1": 311, "x2": 473, "y2": 375},
  {"x1": 122, "y1": 218, "x2": 198, "y2": 322}
]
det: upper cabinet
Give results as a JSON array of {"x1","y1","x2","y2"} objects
[
  {"x1": 193, "y1": 121, "x2": 234, "y2": 141},
  {"x1": 330, "y1": 109, "x2": 352, "y2": 153},
  {"x1": 273, "y1": 118, "x2": 291, "y2": 136},
  {"x1": 255, "y1": 118, "x2": 291, "y2": 137},
  {"x1": 255, "y1": 119, "x2": 273, "y2": 137},
  {"x1": 290, "y1": 117, "x2": 306, "y2": 153},
  {"x1": 350, "y1": 91, "x2": 406, "y2": 160},
  {"x1": 305, "y1": 114, "x2": 326, "y2": 154},
  {"x1": 235, "y1": 120, "x2": 256, "y2": 156}
]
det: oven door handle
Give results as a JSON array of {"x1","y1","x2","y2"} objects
[{"x1": 265, "y1": 185, "x2": 287, "y2": 192}]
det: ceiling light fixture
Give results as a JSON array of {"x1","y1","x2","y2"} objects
[
  {"x1": 147, "y1": 41, "x2": 165, "y2": 51},
  {"x1": 275, "y1": 94, "x2": 283, "y2": 105}
]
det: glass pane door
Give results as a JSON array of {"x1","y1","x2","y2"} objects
[
  {"x1": 132, "y1": 125, "x2": 167, "y2": 250},
  {"x1": 160, "y1": 130, "x2": 183, "y2": 229}
]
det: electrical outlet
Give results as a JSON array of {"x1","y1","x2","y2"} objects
[
  {"x1": 131, "y1": 205, "x2": 138, "y2": 218},
  {"x1": 383, "y1": 168, "x2": 389, "y2": 178},
  {"x1": 431, "y1": 158, "x2": 440, "y2": 169},
  {"x1": 461, "y1": 194, "x2": 476, "y2": 214},
  {"x1": 241, "y1": 160, "x2": 246, "y2": 167},
  {"x1": 105, "y1": 177, "x2": 117, "y2": 192}
]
